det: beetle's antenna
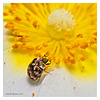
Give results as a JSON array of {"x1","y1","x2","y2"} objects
[{"x1": 44, "y1": 70, "x2": 52, "y2": 75}]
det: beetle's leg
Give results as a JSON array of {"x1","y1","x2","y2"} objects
[{"x1": 46, "y1": 60, "x2": 51, "y2": 65}]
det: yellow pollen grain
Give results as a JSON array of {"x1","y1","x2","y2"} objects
[
  {"x1": 69, "y1": 59, "x2": 75, "y2": 64},
  {"x1": 5, "y1": 21, "x2": 14, "y2": 29},
  {"x1": 77, "y1": 34, "x2": 83, "y2": 38},
  {"x1": 15, "y1": 16, "x2": 21, "y2": 22},
  {"x1": 80, "y1": 43, "x2": 88, "y2": 49},
  {"x1": 46, "y1": 51, "x2": 50, "y2": 56},
  {"x1": 69, "y1": 51, "x2": 76, "y2": 57},
  {"x1": 80, "y1": 56, "x2": 85, "y2": 61},
  {"x1": 12, "y1": 44, "x2": 19, "y2": 49},
  {"x1": 25, "y1": 12, "x2": 30, "y2": 21},
  {"x1": 36, "y1": 45, "x2": 42, "y2": 50},
  {"x1": 9, "y1": 8, "x2": 15, "y2": 14},
  {"x1": 73, "y1": 87, "x2": 76, "y2": 90},
  {"x1": 32, "y1": 92, "x2": 35, "y2": 97},
  {"x1": 90, "y1": 38, "x2": 97, "y2": 45},
  {"x1": 3, "y1": 12, "x2": 8, "y2": 16},
  {"x1": 26, "y1": 16, "x2": 30, "y2": 21},
  {"x1": 33, "y1": 21, "x2": 37, "y2": 28},
  {"x1": 4, "y1": 62, "x2": 6, "y2": 64},
  {"x1": 93, "y1": 32, "x2": 97, "y2": 36},
  {"x1": 43, "y1": 43, "x2": 48, "y2": 47}
]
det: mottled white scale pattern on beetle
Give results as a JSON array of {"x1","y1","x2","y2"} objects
[{"x1": 27, "y1": 57, "x2": 50, "y2": 81}]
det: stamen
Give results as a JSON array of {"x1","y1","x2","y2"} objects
[
  {"x1": 80, "y1": 56, "x2": 85, "y2": 61},
  {"x1": 80, "y1": 43, "x2": 88, "y2": 49},
  {"x1": 36, "y1": 45, "x2": 42, "y2": 50},
  {"x1": 33, "y1": 21, "x2": 38, "y2": 28},
  {"x1": 3, "y1": 12, "x2": 8, "y2": 16},
  {"x1": 43, "y1": 43, "x2": 48, "y2": 47},
  {"x1": 69, "y1": 59, "x2": 75, "y2": 64},
  {"x1": 5, "y1": 21, "x2": 14, "y2": 29},
  {"x1": 12, "y1": 44, "x2": 19, "y2": 49},
  {"x1": 15, "y1": 16, "x2": 21, "y2": 22},
  {"x1": 77, "y1": 34, "x2": 83, "y2": 38}
]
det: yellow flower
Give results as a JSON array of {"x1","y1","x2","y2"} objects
[{"x1": 3, "y1": 3, "x2": 97, "y2": 79}]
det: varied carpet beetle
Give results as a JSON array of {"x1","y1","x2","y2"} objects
[{"x1": 27, "y1": 56, "x2": 51, "y2": 81}]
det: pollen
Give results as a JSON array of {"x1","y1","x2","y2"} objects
[
  {"x1": 69, "y1": 59, "x2": 75, "y2": 64},
  {"x1": 32, "y1": 92, "x2": 35, "y2": 97},
  {"x1": 69, "y1": 51, "x2": 76, "y2": 57},
  {"x1": 36, "y1": 45, "x2": 42, "y2": 50},
  {"x1": 3, "y1": 12, "x2": 8, "y2": 16},
  {"x1": 73, "y1": 87, "x2": 76, "y2": 90},
  {"x1": 93, "y1": 32, "x2": 97, "y2": 36},
  {"x1": 5, "y1": 21, "x2": 14, "y2": 29},
  {"x1": 12, "y1": 44, "x2": 19, "y2": 49},
  {"x1": 80, "y1": 43, "x2": 88, "y2": 49},
  {"x1": 46, "y1": 51, "x2": 50, "y2": 56},
  {"x1": 77, "y1": 34, "x2": 83, "y2": 38},
  {"x1": 25, "y1": 12, "x2": 30, "y2": 21},
  {"x1": 33, "y1": 21, "x2": 38, "y2": 28},
  {"x1": 80, "y1": 56, "x2": 85, "y2": 61},
  {"x1": 15, "y1": 16, "x2": 21, "y2": 22},
  {"x1": 43, "y1": 43, "x2": 48, "y2": 47}
]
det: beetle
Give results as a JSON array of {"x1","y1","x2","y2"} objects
[{"x1": 27, "y1": 56, "x2": 51, "y2": 80}]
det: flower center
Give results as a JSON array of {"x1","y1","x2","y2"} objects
[{"x1": 48, "y1": 9, "x2": 75, "y2": 40}]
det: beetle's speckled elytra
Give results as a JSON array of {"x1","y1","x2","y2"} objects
[{"x1": 27, "y1": 56, "x2": 51, "y2": 81}]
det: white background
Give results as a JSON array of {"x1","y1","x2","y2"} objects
[{"x1": 0, "y1": 0, "x2": 100, "y2": 100}]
